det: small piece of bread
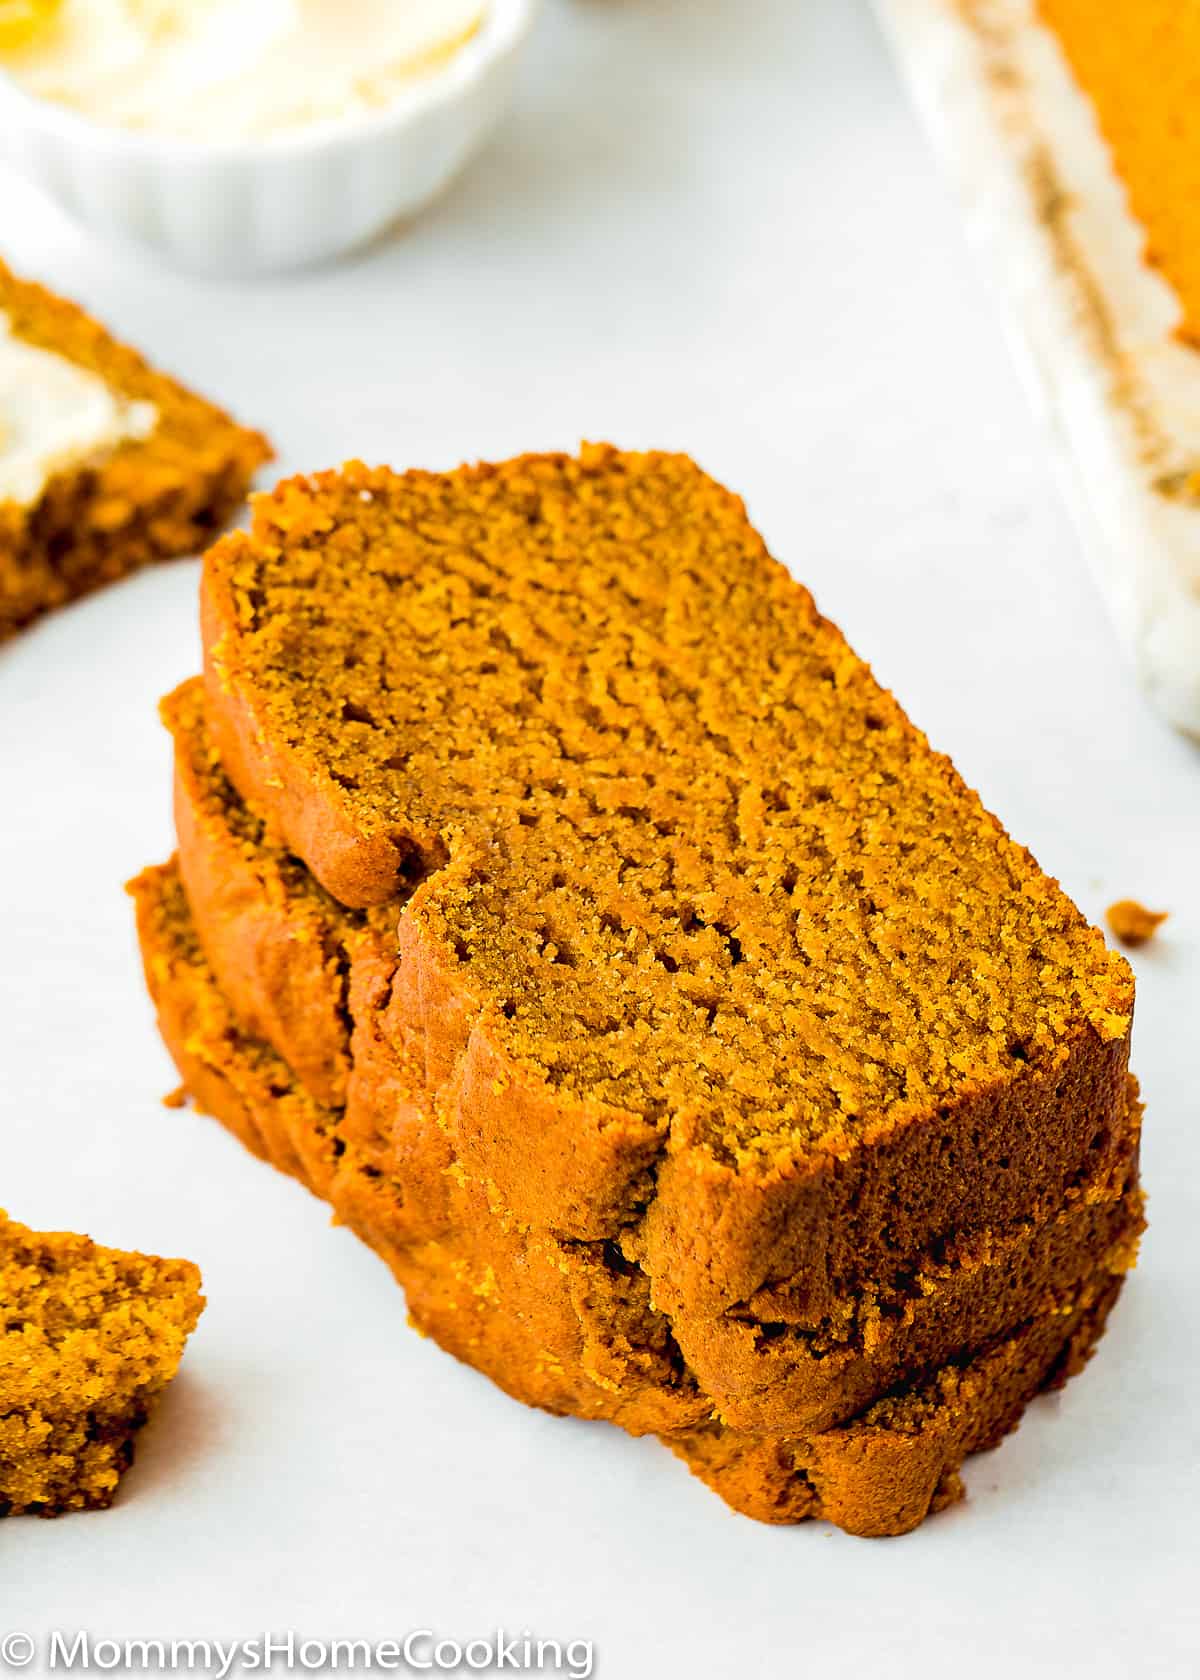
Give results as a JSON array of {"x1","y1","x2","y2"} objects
[
  {"x1": 0, "y1": 260, "x2": 270, "y2": 640},
  {"x1": 0, "y1": 1212, "x2": 204, "y2": 1516},
  {"x1": 1106, "y1": 900, "x2": 1170, "y2": 948}
]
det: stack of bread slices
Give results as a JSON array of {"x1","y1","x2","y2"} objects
[{"x1": 131, "y1": 446, "x2": 1144, "y2": 1535}]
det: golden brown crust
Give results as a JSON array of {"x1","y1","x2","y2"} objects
[
  {"x1": 165, "y1": 677, "x2": 372, "y2": 1108},
  {"x1": 129, "y1": 857, "x2": 1142, "y2": 1533},
  {"x1": 0, "y1": 1210, "x2": 204, "y2": 1516},
  {"x1": 0, "y1": 260, "x2": 271, "y2": 640}
]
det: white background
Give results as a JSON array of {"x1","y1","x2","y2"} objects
[{"x1": 3, "y1": 2, "x2": 1197, "y2": 1674}]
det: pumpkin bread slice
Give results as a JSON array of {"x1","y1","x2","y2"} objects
[
  {"x1": 0, "y1": 1212, "x2": 204, "y2": 1515},
  {"x1": 200, "y1": 447, "x2": 1137, "y2": 1323},
  {"x1": 0, "y1": 259, "x2": 270, "y2": 640}
]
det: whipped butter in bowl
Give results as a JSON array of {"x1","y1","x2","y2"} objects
[
  {"x1": 2, "y1": 0, "x2": 487, "y2": 142},
  {"x1": 0, "y1": 0, "x2": 539, "y2": 272}
]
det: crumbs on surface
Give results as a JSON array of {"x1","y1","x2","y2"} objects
[{"x1": 1105, "y1": 899, "x2": 1169, "y2": 948}]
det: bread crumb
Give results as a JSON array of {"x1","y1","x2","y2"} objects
[{"x1": 1105, "y1": 900, "x2": 1169, "y2": 947}]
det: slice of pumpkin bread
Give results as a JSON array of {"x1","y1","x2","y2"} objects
[
  {"x1": 0, "y1": 259, "x2": 270, "y2": 640},
  {"x1": 200, "y1": 447, "x2": 1137, "y2": 1326},
  {"x1": 0, "y1": 1212, "x2": 204, "y2": 1516},
  {"x1": 163, "y1": 678, "x2": 1144, "y2": 1434},
  {"x1": 129, "y1": 858, "x2": 1141, "y2": 1534},
  {"x1": 670, "y1": 1272, "x2": 1125, "y2": 1535}
]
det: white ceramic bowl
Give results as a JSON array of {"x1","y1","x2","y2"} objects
[{"x1": 0, "y1": 0, "x2": 538, "y2": 276}]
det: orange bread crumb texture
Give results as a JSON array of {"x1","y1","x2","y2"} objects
[{"x1": 0, "y1": 1211, "x2": 203, "y2": 1516}]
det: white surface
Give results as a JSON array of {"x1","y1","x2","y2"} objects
[
  {"x1": 877, "y1": 0, "x2": 1200, "y2": 740},
  {"x1": 0, "y1": 0, "x2": 535, "y2": 274},
  {"x1": 2, "y1": 1, "x2": 1197, "y2": 1674}
]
